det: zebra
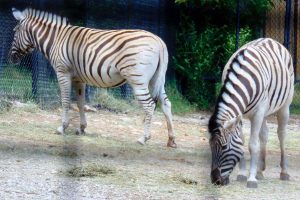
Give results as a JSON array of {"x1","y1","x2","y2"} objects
[
  {"x1": 208, "y1": 38, "x2": 294, "y2": 188},
  {"x1": 9, "y1": 8, "x2": 177, "y2": 148}
]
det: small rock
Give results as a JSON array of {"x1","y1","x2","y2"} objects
[
  {"x1": 12, "y1": 101, "x2": 26, "y2": 108},
  {"x1": 70, "y1": 104, "x2": 97, "y2": 112},
  {"x1": 84, "y1": 105, "x2": 97, "y2": 112},
  {"x1": 153, "y1": 122, "x2": 163, "y2": 126}
]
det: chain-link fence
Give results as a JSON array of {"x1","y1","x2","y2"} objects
[
  {"x1": 0, "y1": 0, "x2": 299, "y2": 113},
  {"x1": 263, "y1": 0, "x2": 300, "y2": 114},
  {"x1": 0, "y1": 0, "x2": 175, "y2": 109}
]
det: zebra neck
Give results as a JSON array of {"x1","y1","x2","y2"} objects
[
  {"x1": 214, "y1": 99, "x2": 242, "y2": 125},
  {"x1": 208, "y1": 110, "x2": 239, "y2": 135},
  {"x1": 30, "y1": 23, "x2": 61, "y2": 60}
]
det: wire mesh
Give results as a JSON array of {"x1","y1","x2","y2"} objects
[
  {"x1": 0, "y1": 0, "x2": 171, "y2": 109},
  {"x1": 264, "y1": 0, "x2": 300, "y2": 113},
  {"x1": 0, "y1": 0, "x2": 299, "y2": 113}
]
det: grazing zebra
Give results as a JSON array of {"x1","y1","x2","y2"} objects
[
  {"x1": 9, "y1": 8, "x2": 176, "y2": 148},
  {"x1": 208, "y1": 38, "x2": 294, "y2": 188}
]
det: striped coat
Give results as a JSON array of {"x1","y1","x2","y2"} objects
[
  {"x1": 9, "y1": 8, "x2": 176, "y2": 148},
  {"x1": 209, "y1": 38, "x2": 294, "y2": 188}
]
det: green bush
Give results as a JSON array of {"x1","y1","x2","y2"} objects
[
  {"x1": 173, "y1": 15, "x2": 222, "y2": 109},
  {"x1": 291, "y1": 83, "x2": 300, "y2": 115},
  {"x1": 223, "y1": 27, "x2": 254, "y2": 61},
  {"x1": 214, "y1": 27, "x2": 254, "y2": 96},
  {"x1": 165, "y1": 80, "x2": 196, "y2": 114},
  {"x1": 173, "y1": 14, "x2": 255, "y2": 110},
  {"x1": 172, "y1": 0, "x2": 274, "y2": 110}
]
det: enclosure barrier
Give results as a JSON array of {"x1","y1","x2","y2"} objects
[{"x1": 0, "y1": 0, "x2": 299, "y2": 113}]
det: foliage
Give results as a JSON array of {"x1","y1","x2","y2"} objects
[
  {"x1": 172, "y1": 0, "x2": 272, "y2": 110},
  {"x1": 0, "y1": 64, "x2": 33, "y2": 101},
  {"x1": 223, "y1": 27, "x2": 254, "y2": 61},
  {"x1": 175, "y1": 0, "x2": 273, "y2": 13},
  {"x1": 165, "y1": 80, "x2": 197, "y2": 114},
  {"x1": 175, "y1": 0, "x2": 236, "y2": 8},
  {"x1": 0, "y1": 99, "x2": 13, "y2": 113},
  {"x1": 173, "y1": 14, "x2": 255, "y2": 109},
  {"x1": 175, "y1": 0, "x2": 273, "y2": 26},
  {"x1": 291, "y1": 83, "x2": 300, "y2": 115},
  {"x1": 172, "y1": 15, "x2": 221, "y2": 109},
  {"x1": 91, "y1": 89, "x2": 139, "y2": 113}
]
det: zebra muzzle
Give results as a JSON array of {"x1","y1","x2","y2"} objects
[
  {"x1": 211, "y1": 168, "x2": 229, "y2": 186},
  {"x1": 8, "y1": 52, "x2": 21, "y2": 64}
]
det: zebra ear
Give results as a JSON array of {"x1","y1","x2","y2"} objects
[
  {"x1": 12, "y1": 8, "x2": 25, "y2": 21},
  {"x1": 223, "y1": 115, "x2": 242, "y2": 130}
]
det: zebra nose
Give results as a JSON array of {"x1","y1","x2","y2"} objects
[
  {"x1": 211, "y1": 168, "x2": 221, "y2": 185},
  {"x1": 9, "y1": 53, "x2": 20, "y2": 64},
  {"x1": 211, "y1": 168, "x2": 230, "y2": 186}
]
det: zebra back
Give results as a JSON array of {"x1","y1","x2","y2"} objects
[{"x1": 215, "y1": 38, "x2": 294, "y2": 124}]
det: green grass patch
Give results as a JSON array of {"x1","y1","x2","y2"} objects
[
  {"x1": 91, "y1": 81, "x2": 197, "y2": 115},
  {"x1": 175, "y1": 175, "x2": 198, "y2": 185},
  {"x1": 0, "y1": 64, "x2": 33, "y2": 101},
  {"x1": 0, "y1": 99, "x2": 13, "y2": 113},
  {"x1": 165, "y1": 80, "x2": 196, "y2": 115},
  {"x1": 91, "y1": 89, "x2": 139, "y2": 113},
  {"x1": 291, "y1": 82, "x2": 300, "y2": 115},
  {"x1": 65, "y1": 163, "x2": 116, "y2": 178}
]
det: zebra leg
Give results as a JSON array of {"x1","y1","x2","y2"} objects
[
  {"x1": 277, "y1": 105, "x2": 290, "y2": 181},
  {"x1": 158, "y1": 88, "x2": 176, "y2": 148},
  {"x1": 256, "y1": 119, "x2": 268, "y2": 180},
  {"x1": 74, "y1": 81, "x2": 87, "y2": 135},
  {"x1": 132, "y1": 86, "x2": 155, "y2": 145},
  {"x1": 56, "y1": 72, "x2": 72, "y2": 135},
  {"x1": 247, "y1": 111, "x2": 265, "y2": 188},
  {"x1": 237, "y1": 130, "x2": 247, "y2": 182}
]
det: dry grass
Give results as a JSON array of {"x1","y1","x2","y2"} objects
[
  {"x1": 0, "y1": 104, "x2": 299, "y2": 199},
  {"x1": 66, "y1": 164, "x2": 116, "y2": 177}
]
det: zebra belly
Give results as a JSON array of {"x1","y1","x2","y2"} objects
[
  {"x1": 72, "y1": 65, "x2": 126, "y2": 88},
  {"x1": 243, "y1": 96, "x2": 285, "y2": 119}
]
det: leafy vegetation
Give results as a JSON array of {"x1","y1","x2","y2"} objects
[
  {"x1": 173, "y1": 0, "x2": 273, "y2": 110},
  {"x1": 91, "y1": 89, "x2": 139, "y2": 113},
  {"x1": 0, "y1": 64, "x2": 33, "y2": 101},
  {"x1": 165, "y1": 80, "x2": 196, "y2": 114},
  {"x1": 173, "y1": 14, "x2": 254, "y2": 109},
  {"x1": 291, "y1": 83, "x2": 300, "y2": 115}
]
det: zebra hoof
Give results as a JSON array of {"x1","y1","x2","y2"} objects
[
  {"x1": 237, "y1": 175, "x2": 247, "y2": 182},
  {"x1": 247, "y1": 181, "x2": 258, "y2": 188},
  {"x1": 280, "y1": 173, "x2": 290, "y2": 181},
  {"x1": 167, "y1": 139, "x2": 177, "y2": 148},
  {"x1": 56, "y1": 126, "x2": 64, "y2": 135},
  {"x1": 137, "y1": 137, "x2": 146, "y2": 145},
  {"x1": 256, "y1": 172, "x2": 264, "y2": 180},
  {"x1": 75, "y1": 128, "x2": 85, "y2": 135}
]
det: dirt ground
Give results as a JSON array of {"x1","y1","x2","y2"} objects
[{"x1": 0, "y1": 105, "x2": 300, "y2": 200}]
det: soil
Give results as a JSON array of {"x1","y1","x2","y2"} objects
[{"x1": 0, "y1": 107, "x2": 299, "y2": 200}]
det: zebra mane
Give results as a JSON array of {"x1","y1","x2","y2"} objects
[
  {"x1": 208, "y1": 114, "x2": 221, "y2": 136},
  {"x1": 22, "y1": 8, "x2": 69, "y2": 26}
]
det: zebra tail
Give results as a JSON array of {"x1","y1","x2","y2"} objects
[{"x1": 149, "y1": 42, "x2": 168, "y2": 102}]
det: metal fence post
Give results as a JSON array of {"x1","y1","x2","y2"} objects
[
  {"x1": 235, "y1": 0, "x2": 240, "y2": 50},
  {"x1": 284, "y1": 0, "x2": 292, "y2": 49},
  {"x1": 294, "y1": 0, "x2": 298, "y2": 81}
]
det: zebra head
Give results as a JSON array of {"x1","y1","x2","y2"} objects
[
  {"x1": 9, "y1": 8, "x2": 34, "y2": 64},
  {"x1": 209, "y1": 116, "x2": 244, "y2": 185}
]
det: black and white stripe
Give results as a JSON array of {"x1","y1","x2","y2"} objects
[
  {"x1": 209, "y1": 38, "x2": 294, "y2": 187},
  {"x1": 9, "y1": 8, "x2": 176, "y2": 148}
]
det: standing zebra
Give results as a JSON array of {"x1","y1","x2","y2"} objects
[
  {"x1": 9, "y1": 8, "x2": 176, "y2": 148},
  {"x1": 208, "y1": 38, "x2": 294, "y2": 188}
]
